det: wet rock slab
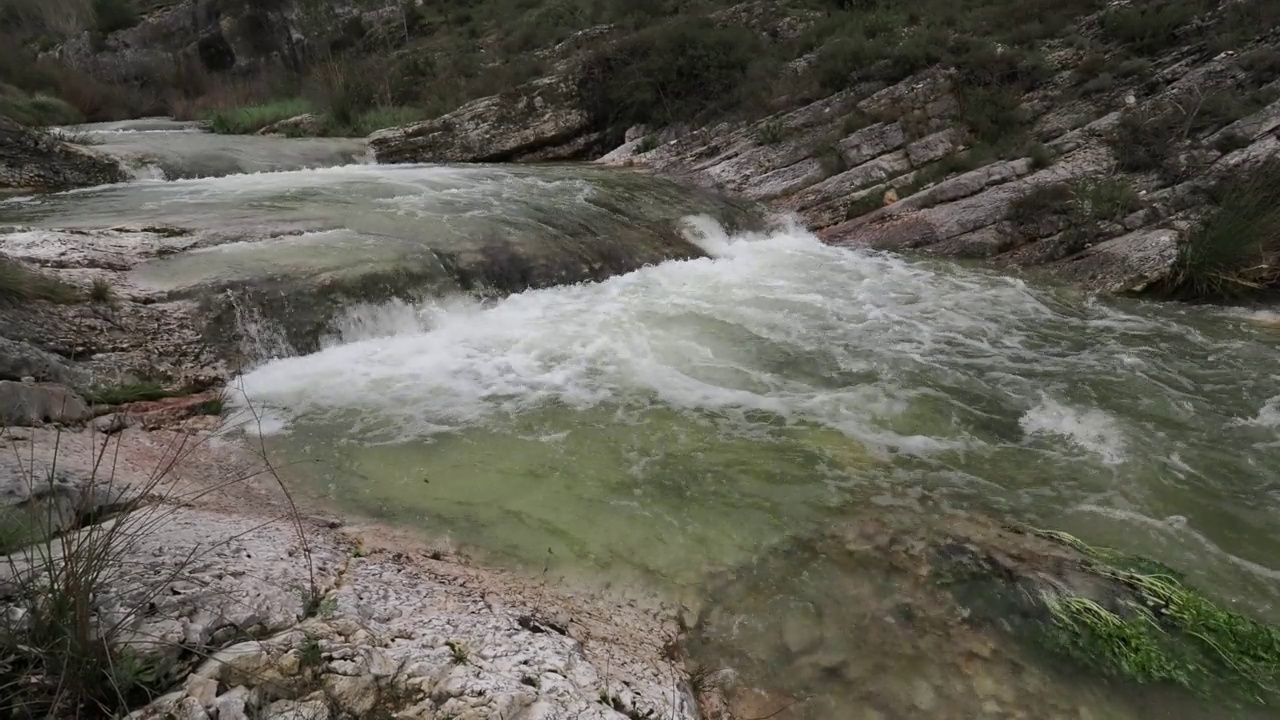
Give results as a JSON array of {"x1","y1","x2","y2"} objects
[{"x1": 688, "y1": 508, "x2": 1280, "y2": 720}]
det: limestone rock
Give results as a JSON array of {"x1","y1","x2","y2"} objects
[
  {"x1": 257, "y1": 114, "x2": 324, "y2": 137},
  {"x1": 1049, "y1": 227, "x2": 1181, "y2": 294},
  {"x1": 0, "y1": 380, "x2": 91, "y2": 426},
  {"x1": 0, "y1": 336, "x2": 85, "y2": 386},
  {"x1": 0, "y1": 116, "x2": 128, "y2": 191},
  {"x1": 370, "y1": 76, "x2": 592, "y2": 164}
]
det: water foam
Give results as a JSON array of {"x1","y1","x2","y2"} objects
[
  {"x1": 1019, "y1": 397, "x2": 1127, "y2": 465},
  {"x1": 237, "y1": 219, "x2": 1105, "y2": 455}
]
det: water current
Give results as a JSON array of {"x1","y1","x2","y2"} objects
[{"x1": 7, "y1": 123, "x2": 1280, "y2": 719}]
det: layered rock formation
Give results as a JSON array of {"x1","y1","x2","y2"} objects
[
  {"x1": 0, "y1": 116, "x2": 128, "y2": 190},
  {"x1": 367, "y1": 6, "x2": 1280, "y2": 296}
]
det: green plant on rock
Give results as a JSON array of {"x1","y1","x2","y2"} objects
[
  {"x1": 0, "y1": 260, "x2": 78, "y2": 306},
  {"x1": 88, "y1": 277, "x2": 113, "y2": 303},
  {"x1": 1164, "y1": 160, "x2": 1280, "y2": 299},
  {"x1": 756, "y1": 119, "x2": 786, "y2": 146},
  {"x1": 1033, "y1": 529, "x2": 1280, "y2": 703},
  {"x1": 81, "y1": 382, "x2": 178, "y2": 406},
  {"x1": 1072, "y1": 177, "x2": 1140, "y2": 223},
  {"x1": 446, "y1": 640, "x2": 469, "y2": 665}
]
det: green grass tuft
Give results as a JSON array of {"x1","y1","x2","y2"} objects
[
  {"x1": 0, "y1": 260, "x2": 78, "y2": 306},
  {"x1": 203, "y1": 98, "x2": 313, "y2": 135},
  {"x1": 88, "y1": 277, "x2": 113, "y2": 304},
  {"x1": 1034, "y1": 529, "x2": 1280, "y2": 702},
  {"x1": 81, "y1": 382, "x2": 179, "y2": 406}
]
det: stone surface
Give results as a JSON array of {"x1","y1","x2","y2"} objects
[
  {"x1": 0, "y1": 380, "x2": 91, "y2": 426},
  {"x1": 0, "y1": 115, "x2": 128, "y2": 191},
  {"x1": 1048, "y1": 228, "x2": 1181, "y2": 294},
  {"x1": 257, "y1": 114, "x2": 324, "y2": 137},
  {"x1": 369, "y1": 75, "x2": 593, "y2": 164}
]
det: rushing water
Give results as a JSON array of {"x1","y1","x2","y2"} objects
[{"x1": 7, "y1": 127, "x2": 1280, "y2": 718}]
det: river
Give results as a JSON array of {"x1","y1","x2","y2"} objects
[{"x1": 7, "y1": 121, "x2": 1280, "y2": 719}]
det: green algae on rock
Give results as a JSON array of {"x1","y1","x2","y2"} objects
[
  {"x1": 1029, "y1": 529, "x2": 1280, "y2": 704},
  {"x1": 688, "y1": 509, "x2": 1280, "y2": 720}
]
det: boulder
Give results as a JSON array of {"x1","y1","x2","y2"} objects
[
  {"x1": 0, "y1": 116, "x2": 128, "y2": 191},
  {"x1": 369, "y1": 75, "x2": 593, "y2": 164},
  {"x1": 0, "y1": 380, "x2": 91, "y2": 426}
]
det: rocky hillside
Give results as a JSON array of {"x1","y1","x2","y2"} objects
[{"x1": 360, "y1": 0, "x2": 1280, "y2": 300}]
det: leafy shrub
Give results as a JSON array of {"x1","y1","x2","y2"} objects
[
  {"x1": 1073, "y1": 177, "x2": 1140, "y2": 222},
  {"x1": 1009, "y1": 183, "x2": 1075, "y2": 226},
  {"x1": 1029, "y1": 143, "x2": 1055, "y2": 170},
  {"x1": 1009, "y1": 177, "x2": 1138, "y2": 228},
  {"x1": 578, "y1": 18, "x2": 767, "y2": 128},
  {"x1": 1108, "y1": 109, "x2": 1181, "y2": 176},
  {"x1": 956, "y1": 85, "x2": 1026, "y2": 147},
  {"x1": 1167, "y1": 161, "x2": 1280, "y2": 299},
  {"x1": 1100, "y1": 0, "x2": 1214, "y2": 56}
]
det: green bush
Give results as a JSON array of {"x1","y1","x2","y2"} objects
[
  {"x1": 0, "y1": 90, "x2": 83, "y2": 126},
  {"x1": 1166, "y1": 161, "x2": 1280, "y2": 299},
  {"x1": 1009, "y1": 183, "x2": 1075, "y2": 226},
  {"x1": 1107, "y1": 109, "x2": 1181, "y2": 176},
  {"x1": 203, "y1": 98, "x2": 313, "y2": 134},
  {"x1": 956, "y1": 85, "x2": 1026, "y2": 147},
  {"x1": 0, "y1": 260, "x2": 77, "y2": 306},
  {"x1": 1073, "y1": 177, "x2": 1140, "y2": 222},
  {"x1": 578, "y1": 18, "x2": 768, "y2": 127}
]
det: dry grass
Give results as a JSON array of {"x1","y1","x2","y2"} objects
[
  {"x1": 0, "y1": 261, "x2": 78, "y2": 307},
  {"x1": 0, "y1": 391, "x2": 319, "y2": 717}
]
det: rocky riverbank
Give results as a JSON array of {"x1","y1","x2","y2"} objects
[{"x1": 1, "y1": 420, "x2": 699, "y2": 720}]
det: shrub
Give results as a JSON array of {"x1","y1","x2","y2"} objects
[
  {"x1": 1166, "y1": 161, "x2": 1280, "y2": 299},
  {"x1": 1009, "y1": 183, "x2": 1075, "y2": 226},
  {"x1": 578, "y1": 18, "x2": 767, "y2": 128},
  {"x1": 1029, "y1": 143, "x2": 1055, "y2": 170},
  {"x1": 1010, "y1": 177, "x2": 1139, "y2": 228},
  {"x1": 956, "y1": 85, "x2": 1026, "y2": 147},
  {"x1": 1100, "y1": 0, "x2": 1214, "y2": 56},
  {"x1": 1073, "y1": 177, "x2": 1140, "y2": 222},
  {"x1": 756, "y1": 120, "x2": 786, "y2": 145},
  {"x1": 1108, "y1": 109, "x2": 1181, "y2": 176}
]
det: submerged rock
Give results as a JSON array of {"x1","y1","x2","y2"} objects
[
  {"x1": 0, "y1": 116, "x2": 128, "y2": 191},
  {"x1": 690, "y1": 509, "x2": 1280, "y2": 719}
]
